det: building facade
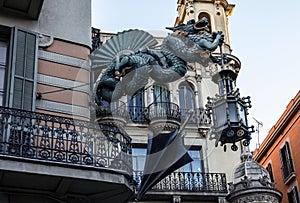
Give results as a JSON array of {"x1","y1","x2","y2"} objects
[
  {"x1": 94, "y1": 0, "x2": 245, "y2": 202},
  {"x1": 254, "y1": 91, "x2": 300, "y2": 203},
  {"x1": 0, "y1": 0, "x2": 255, "y2": 202},
  {"x1": 0, "y1": 1, "x2": 134, "y2": 202}
]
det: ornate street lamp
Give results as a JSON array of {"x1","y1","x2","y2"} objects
[{"x1": 206, "y1": 69, "x2": 254, "y2": 151}]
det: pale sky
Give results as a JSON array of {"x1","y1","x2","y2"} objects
[{"x1": 92, "y1": 0, "x2": 300, "y2": 151}]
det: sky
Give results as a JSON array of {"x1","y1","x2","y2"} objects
[{"x1": 92, "y1": 0, "x2": 300, "y2": 151}]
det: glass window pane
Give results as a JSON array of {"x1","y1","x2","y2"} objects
[
  {"x1": 0, "y1": 68, "x2": 5, "y2": 90},
  {"x1": 183, "y1": 149, "x2": 203, "y2": 173},
  {"x1": 0, "y1": 93, "x2": 3, "y2": 106},
  {"x1": 132, "y1": 147, "x2": 147, "y2": 171},
  {"x1": 0, "y1": 41, "x2": 8, "y2": 65}
]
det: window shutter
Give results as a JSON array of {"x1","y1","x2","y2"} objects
[{"x1": 9, "y1": 27, "x2": 38, "y2": 111}]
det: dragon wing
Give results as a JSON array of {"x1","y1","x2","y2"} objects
[{"x1": 90, "y1": 29, "x2": 158, "y2": 81}]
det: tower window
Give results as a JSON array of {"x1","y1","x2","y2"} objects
[{"x1": 198, "y1": 12, "x2": 212, "y2": 33}]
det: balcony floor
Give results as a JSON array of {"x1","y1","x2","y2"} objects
[{"x1": 0, "y1": 156, "x2": 134, "y2": 203}]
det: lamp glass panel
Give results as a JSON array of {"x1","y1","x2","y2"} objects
[
  {"x1": 228, "y1": 102, "x2": 238, "y2": 122},
  {"x1": 238, "y1": 103, "x2": 247, "y2": 125},
  {"x1": 215, "y1": 103, "x2": 227, "y2": 127}
]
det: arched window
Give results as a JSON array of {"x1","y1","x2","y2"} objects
[
  {"x1": 152, "y1": 85, "x2": 171, "y2": 116},
  {"x1": 128, "y1": 89, "x2": 145, "y2": 123},
  {"x1": 179, "y1": 82, "x2": 196, "y2": 122},
  {"x1": 198, "y1": 12, "x2": 211, "y2": 33},
  {"x1": 153, "y1": 85, "x2": 170, "y2": 104}
]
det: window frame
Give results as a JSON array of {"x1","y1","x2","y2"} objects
[
  {"x1": 128, "y1": 89, "x2": 146, "y2": 123},
  {"x1": 280, "y1": 141, "x2": 295, "y2": 183},
  {"x1": 266, "y1": 162, "x2": 275, "y2": 183},
  {"x1": 131, "y1": 144, "x2": 147, "y2": 172},
  {"x1": 0, "y1": 38, "x2": 9, "y2": 106},
  {"x1": 8, "y1": 27, "x2": 38, "y2": 111},
  {"x1": 182, "y1": 146, "x2": 204, "y2": 173},
  {"x1": 288, "y1": 185, "x2": 300, "y2": 203},
  {"x1": 179, "y1": 82, "x2": 196, "y2": 123}
]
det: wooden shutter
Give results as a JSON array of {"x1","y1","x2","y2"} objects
[{"x1": 9, "y1": 27, "x2": 38, "y2": 111}]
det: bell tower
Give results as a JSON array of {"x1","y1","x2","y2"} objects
[{"x1": 175, "y1": 0, "x2": 235, "y2": 52}]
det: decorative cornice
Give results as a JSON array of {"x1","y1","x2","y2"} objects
[
  {"x1": 38, "y1": 50, "x2": 90, "y2": 71},
  {"x1": 38, "y1": 34, "x2": 54, "y2": 48},
  {"x1": 254, "y1": 92, "x2": 300, "y2": 161},
  {"x1": 227, "y1": 189, "x2": 282, "y2": 203}
]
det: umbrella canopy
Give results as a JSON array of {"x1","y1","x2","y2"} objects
[{"x1": 136, "y1": 129, "x2": 193, "y2": 200}]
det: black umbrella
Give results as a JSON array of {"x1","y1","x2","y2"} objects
[{"x1": 135, "y1": 129, "x2": 193, "y2": 200}]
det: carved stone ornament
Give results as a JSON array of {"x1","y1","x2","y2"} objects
[
  {"x1": 205, "y1": 63, "x2": 218, "y2": 76},
  {"x1": 232, "y1": 194, "x2": 281, "y2": 203},
  {"x1": 240, "y1": 176, "x2": 252, "y2": 189},
  {"x1": 38, "y1": 34, "x2": 54, "y2": 47}
]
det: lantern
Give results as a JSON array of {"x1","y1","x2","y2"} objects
[{"x1": 206, "y1": 70, "x2": 254, "y2": 151}]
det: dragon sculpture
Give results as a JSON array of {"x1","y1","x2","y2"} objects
[{"x1": 91, "y1": 17, "x2": 225, "y2": 103}]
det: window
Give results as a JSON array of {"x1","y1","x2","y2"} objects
[
  {"x1": 0, "y1": 40, "x2": 8, "y2": 106},
  {"x1": 179, "y1": 82, "x2": 196, "y2": 123},
  {"x1": 288, "y1": 186, "x2": 300, "y2": 203},
  {"x1": 280, "y1": 142, "x2": 295, "y2": 181},
  {"x1": 198, "y1": 12, "x2": 211, "y2": 33},
  {"x1": 152, "y1": 85, "x2": 171, "y2": 116},
  {"x1": 183, "y1": 148, "x2": 204, "y2": 173},
  {"x1": 0, "y1": 26, "x2": 38, "y2": 111},
  {"x1": 266, "y1": 163, "x2": 275, "y2": 183},
  {"x1": 132, "y1": 146, "x2": 147, "y2": 172},
  {"x1": 128, "y1": 89, "x2": 145, "y2": 122},
  {"x1": 153, "y1": 85, "x2": 170, "y2": 104}
]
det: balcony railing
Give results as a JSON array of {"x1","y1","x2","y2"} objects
[
  {"x1": 128, "y1": 106, "x2": 148, "y2": 124},
  {"x1": 180, "y1": 108, "x2": 211, "y2": 125},
  {"x1": 133, "y1": 171, "x2": 227, "y2": 193},
  {"x1": 0, "y1": 106, "x2": 132, "y2": 173},
  {"x1": 96, "y1": 101, "x2": 129, "y2": 119},
  {"x1": 146, "y1": 102, "x2": 181, "y2": 123}
]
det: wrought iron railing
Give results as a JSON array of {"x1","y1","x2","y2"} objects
[
  {"x1": 180, "y1": 108, "x2": 211, "y2": 125},
  {"x1": 96, "y1": 101, "x2": 129, "y2": 121},
  {"x1": 128, "y1": 106, "x2": 148, "y2": 124},
  {"x1": 0, "y1": 107, "x2": 132, "y2": 173},
  {"x1": 146, "y1": 102, "x2": 181, "y2": 123},
  {"x1": 133, "y1": 171, "x2": 227, "y2": 193},
  {"x1": 91, "y1": 27, "x2": 101, "y2": 51}
]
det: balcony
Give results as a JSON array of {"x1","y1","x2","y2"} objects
[
  {"x1": 145, "y1": 102, "x2": 181, "y2": 134},
  {"x1": 0, "y1": 106, "x2": 134, "y2": 202},
  {"x1": 0, "y1": 0, "x2": 44, "y2": 20},
  {"x1": 128, "y1": 105, "x2": 148, "y2": 124},
  {"x1": 133, "y1": 171, "x2": 228, "y2": 201},
  {"x1": 95, "y1": 101, "x2": 129, "y2": 127}
]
